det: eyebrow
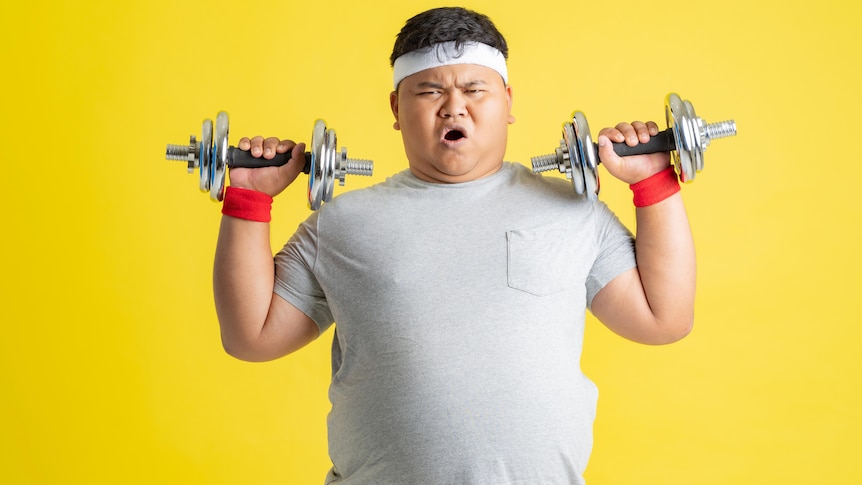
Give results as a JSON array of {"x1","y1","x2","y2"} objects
[{"x1": 414, "y1": 80, "x2": 489, "y2": 93}]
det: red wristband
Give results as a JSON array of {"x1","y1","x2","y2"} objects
[
  {"x1": 221, "y1": 187, "x2": 273, "y2": 222},
  {"x1": 629, "y1": 167, "x2": 681, "y2": 207}
]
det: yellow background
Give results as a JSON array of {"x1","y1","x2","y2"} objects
[{"x1": 2, "y1": 0, "x2": 859, "y2": 483}]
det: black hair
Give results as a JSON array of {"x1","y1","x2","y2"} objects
[{"x1": 389, "y1": 7, "x2": 508, "y2": 66}]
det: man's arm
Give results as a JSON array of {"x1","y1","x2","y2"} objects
[
  {"x1": 590, "y1": 192, "x2": 695, "y2": 344},
  {"x1": 589, "y1": 122, "x2": 696, "y2": 345},
  {"x1": 212, "y1": 136, "x2": 319, "y2": 362}
]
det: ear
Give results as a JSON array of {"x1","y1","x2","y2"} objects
[
  {"x1": 390, "y1": 90, "x2": 401, "y2": 130},
  {"x1": 506, "y1": 84, "x2": 515, "y2": 124}
]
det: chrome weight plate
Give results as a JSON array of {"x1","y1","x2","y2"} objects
[
  {"x1": 561, "y1": 121, "x2": 585, "y2": 196},
  {"x1": 572, "y1": 111, "x2": 600, "y2": 200},
  {"x1": 684, "y1": 98, "x2": 705, "y2": 175},
  {"x1": 306, "y1": 120, "x2": 328, "y2": 210},
  {"x1": 320, "y1": 127, "x2": 337, "y2": 205},
  {"x1": 199, "y1": 118, "x2": 213, "y2": 193},
  {"x1": 666, "y1": 93, "x2": 701, "y2": 183},
  {"x1": 210, "y1": 112, "x2": 230, "y2": 201}
]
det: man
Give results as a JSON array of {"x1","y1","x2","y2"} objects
[{"x1": 213, "y1": 7, "x2": 695, "y2": 484}]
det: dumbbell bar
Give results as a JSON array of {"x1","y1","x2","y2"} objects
[
  {"x1": 531, "y1": 93, "x2": 737, "y2": 200},
  {"x1": 165, "y1": 112, "x2": 373, "y2": 210}
]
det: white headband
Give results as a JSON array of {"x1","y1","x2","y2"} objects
[{"x1": 392, "y1": 41, "x2": 508, "y2": 88}]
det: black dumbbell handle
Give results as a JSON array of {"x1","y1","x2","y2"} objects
[
  {"x1": 229, "y1": 128, "x2": 674, "y2": 172},
  {"x1": 228, "y1": 147, "x2": 312, "y2": 174},
  {"x1": 604, "y1": 128, "x2": 676, "y2": 159}
]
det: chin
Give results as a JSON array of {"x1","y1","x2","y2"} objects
[{"x1": 437, "y1": 159, "x2": 502, "y2": 183}]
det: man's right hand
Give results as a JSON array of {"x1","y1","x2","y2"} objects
[{"x1": 230, "y1": 136, "x2": 307, "y2": 198}]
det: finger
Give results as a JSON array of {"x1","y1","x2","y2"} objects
[
  {"x1": 646, "y1": 120, "x2": 660, "y2": 136},
  {"x1": 262, "y1": 137, "x2": 285, "y2": 159},
  {"x1": 598, "y1": 127, "x2": 626, "y2": 143},
  {"x1": 614, "y1": 122, "x2": 639, "y2": 146},
  {"x1": 288, "y1": 142, "x2": 308, "y2": 173},
  {"x1": 597, "y1": 135, "x2": 623, "y2": 168},
  {"x1": 249, "y1": 136, "x2": 265, "y2": 157},
  {"x1": 237, "y1": 137, "x2": 251, "y2": 151},
  {"x1": 630, "y1": 121, "x2": 651, "y2": 143},
  {"x1": 275, "y1": 139, "x2": 296, "y2": 154},
  {"x1": 274, "y1": 142, "x2": 308, "y2": 188}
]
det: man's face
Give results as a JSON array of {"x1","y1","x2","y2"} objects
[{"x1": 390, "y1": 63, "x2": 515, "y2": 184}]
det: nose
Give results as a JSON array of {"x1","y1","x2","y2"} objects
[{"x1": 439, "y1": 92, "x2": 467, "y2": 118}]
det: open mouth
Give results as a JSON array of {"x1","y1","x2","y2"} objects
[
  {"x1": 443, "y1": 128, "x2": 466, "y2": 142},
  {"x1": 444, "y1": 130, "x2": 464, "y2": 141}
]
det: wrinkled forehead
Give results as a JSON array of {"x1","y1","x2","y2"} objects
[{"x1": 399, "y1": 64, "x2": 505, "y2": 89}]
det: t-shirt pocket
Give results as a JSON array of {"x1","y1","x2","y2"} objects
[{"x1": 506, "y1": 228, "x2": 580, "y2": 297}]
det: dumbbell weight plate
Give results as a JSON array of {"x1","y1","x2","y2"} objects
[
  {"x1": 306, "y1": 120, "x2": 330, "y2": 211},
  {"x1": 666, "y1": 93, "x2": 703, "y2": 183},
  {"x1": 199, "y1": 118, "x2": 213, "y2": 193},
  {"x1": 561, "y1": 122, "x2": 585, "y2": 196},
  {"x1": 685, "y1": 98, "x2": 705, "y2": 175},
  {"x1": 210, "y1": 112, "x2": 230, "y2": 201},
  {"x1": 572, "y1": 111, "x2": 600, "y2": 200},
  {"x1": 321, "y1": 128, "x2": 338, "y2": 205}
]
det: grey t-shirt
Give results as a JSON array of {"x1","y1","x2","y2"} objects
[{"x1": 274, "y1": 162, "x2": 636, "y2": 484}]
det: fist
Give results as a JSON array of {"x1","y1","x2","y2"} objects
[{"x1": 596, "y1": 121, "x2": 671, "y2": 185}]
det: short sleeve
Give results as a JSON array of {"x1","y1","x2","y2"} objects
[
  {"x1": 585, "y1": 202, "x2": 637, "y2": 309},
  {"x1": 273, "y1": 212, "x2": 335, "y2": 333}
]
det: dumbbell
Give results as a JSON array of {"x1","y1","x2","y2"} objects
[
  {"x1": 531, "y1": 93, "x2": 737, "y2": 200},
  {"x1": 165, "y1": 112, "x2": 373, "y2": 210}
]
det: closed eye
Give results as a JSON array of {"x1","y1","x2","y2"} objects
[{"x1": 416, "y1": 90, "x2": 444, "y2": 98}]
